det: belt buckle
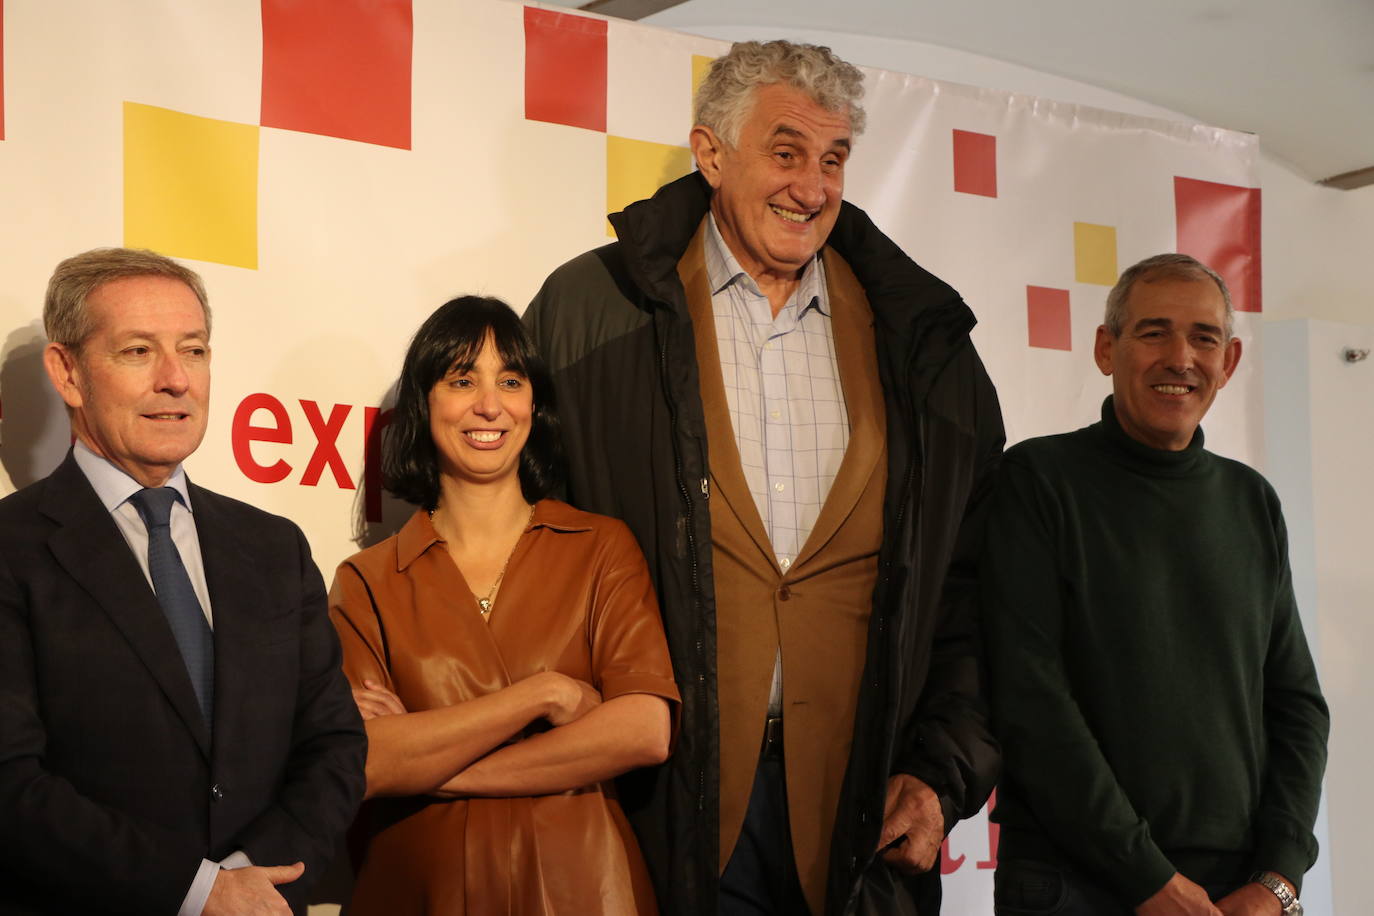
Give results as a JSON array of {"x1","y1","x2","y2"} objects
[{"x1": 763, "y1": 715, "x2": 784, "y2": 758}]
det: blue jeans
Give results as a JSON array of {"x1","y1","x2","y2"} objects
[{"x1": 719, "y1": 745, "x2": 810, "y2": 915}]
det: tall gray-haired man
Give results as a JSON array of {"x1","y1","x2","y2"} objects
[{"x1": 527, "y1": 40, "x2": 1003, "y2": 916}]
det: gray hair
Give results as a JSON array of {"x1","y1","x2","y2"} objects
[
  {"x1": 1104, "y1": 253, "x2": 1233, "y2": 339},
  {"x1": 693, "y1": 40, "x2": 866, "y2": 147},
  {"x1": 44, "y1": 247, "x2": 211, "y2": 350}
]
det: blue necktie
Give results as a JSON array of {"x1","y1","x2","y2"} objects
[{"x1": 129, "y1": 487, "x2": 214, "y2": 729}]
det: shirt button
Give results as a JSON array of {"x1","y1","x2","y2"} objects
[
  {"x1": 773, "y1": 482, "x2": 785, "y2": 493},
  {"x1": 210, "y1": 784, "x2": 224, "y2": 802},
  {"x1": 780, "y1": 557, "x2": 792, "y2": 571},
  {"x1": 769, "y1": 409, "x2": 781, "y2": 420},
  {"x1": 764, "y1": 341, "x2": 774, "y2": 350}
]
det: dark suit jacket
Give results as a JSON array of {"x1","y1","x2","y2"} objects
[{"x1": 0, "y1": 452, "x2": 366, "y2": 915}]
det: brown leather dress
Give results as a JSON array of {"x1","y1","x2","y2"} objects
[{"x1": 329, "y1": 500, "x2": 680, "y2": 915}]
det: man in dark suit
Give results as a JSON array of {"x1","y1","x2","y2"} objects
[{"x1": 0, "y1": 248, "x2": 366, "y2": 915}]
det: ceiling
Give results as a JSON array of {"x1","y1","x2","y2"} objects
[{"x1": 578, "y1": 0, "x2": 1374, "y2": 188}]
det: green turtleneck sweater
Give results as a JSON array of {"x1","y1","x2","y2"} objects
[{"x1": 981, "y1": 397, "x2": 1328, "y2": 906}]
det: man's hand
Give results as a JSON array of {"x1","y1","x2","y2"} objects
[
  {"x1": 1135, "y1": 873, "x2": 1223, "y2": 915},
  {"x1": 877, "y1": 773, "x2": 944, "y2": 873},
  {"x1": 1215, "y1": 881, "x2": 1285, "y2": 915},
  {"x1": 352, "y1": 679, "x2": 406, "y2": 720},
  {"x1": 203, "y1": 863, "x2": 304, "y2": 916}
]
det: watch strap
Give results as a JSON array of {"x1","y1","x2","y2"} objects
[{"x1": 1249, "y1": 870, "x2": 1302, "y2": 915}]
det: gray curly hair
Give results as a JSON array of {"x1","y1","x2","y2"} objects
[
  {"x1": 1104, "y1": 253, "x2": 1233, "y2": 339},
  {"x1": 693, "y1": 40, "x2": 866, "y2": 147}
]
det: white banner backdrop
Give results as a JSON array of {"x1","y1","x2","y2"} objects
[{"x1": 0, "y1": 1, "x2": 1262, "y2": 911}]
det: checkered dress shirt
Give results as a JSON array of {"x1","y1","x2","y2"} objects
[
  {"x1": 704, "y1": 215, "x2": 850, "y2": 714},
  {"x1": 708, "y1": 218, "x2": 846, "y2": 568}
]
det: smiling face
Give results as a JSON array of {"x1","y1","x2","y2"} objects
[
  {"x1": 691, "y1": 82, "x2": 851, "y2": 288},
  {"x1": 43, "y1": 274, "x2": 211, "y2": 487},
  {"x1": 1094, "y1": 276, "x2": 1242, "y2": 450},
  {"x1": 428, "y1": 335, "x2": 533, "y2": 490}
]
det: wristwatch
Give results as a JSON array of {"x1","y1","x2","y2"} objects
[{"x1": 1250, "y1": 871, "x2": 1303, "y2": 916}]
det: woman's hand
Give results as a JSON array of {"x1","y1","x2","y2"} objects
[
  {"x1": 352, "y1": 679, "x2": 407, "y2": 720},
  {"x1": 530, "y1": 671, "x2": 602, "y2": 726}
]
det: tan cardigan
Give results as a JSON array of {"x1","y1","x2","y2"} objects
[{"x1": 678, "y1": 226, "x2": 887, "y2": 915}]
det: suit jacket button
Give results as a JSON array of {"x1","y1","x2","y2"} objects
[
  {"x1": 778, "y1": 586, "x2": 791, "y2": 601},
  {"x1": 210, "y1": 784, "x2": 224, "y2": 802}
]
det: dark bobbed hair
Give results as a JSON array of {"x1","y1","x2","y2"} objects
[{"x1": 382, "y1": 296, "x2": 564, "y2": 509}]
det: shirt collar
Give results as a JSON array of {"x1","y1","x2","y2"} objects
[
  {"x1": 72, "y1": 439, "x2": 192, "y2": 513},
  {"x1": 395, "y1": 499, "x2": 592, "y2": 572},
  {"x1": 703, "y1": 214, "x2": 829, "y2": 317}
]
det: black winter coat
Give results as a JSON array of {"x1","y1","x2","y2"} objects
[{"x1": 526, "y1": 172, "x2": 1003, "y2": 915}]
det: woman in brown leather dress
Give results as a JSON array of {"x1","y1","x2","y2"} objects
[{"x1": 329, "y1": 297, "x2": 679, "y2": 914}]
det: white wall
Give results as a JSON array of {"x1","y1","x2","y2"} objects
[
  {"x1": 1265, "y1": 319, "x2": 1374, "y2": 916},
  {"x1": 643, "y1": 16, "x2": 1374, "y2": 913},
  {"x1": 1262, "y1": 320, "x2": 1334, "y2": 915},
  {"x1": 1262, "y1": 168, "x2": 1374, "y2": 324},
  {"x1": 1301, "y1": 320, "x2": 1374, "y2": 916}
]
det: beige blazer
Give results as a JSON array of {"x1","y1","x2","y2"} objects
[{"x1": 678, "y1": 224, "x2": 887, "y2": 915}]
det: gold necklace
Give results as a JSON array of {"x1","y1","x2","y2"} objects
[{"x1": 472, "y1": 504, "x2": 535, "y2": 617}]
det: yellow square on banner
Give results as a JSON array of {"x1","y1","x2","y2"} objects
[
  {"x1": 692, "y1": 55, "x2": 713, "y2": 100},
  {"x1": 1073, "y1": 222, "x2": 1118, "y2": 286},
  {"x1": 606, "y1": 136, "x2": 694, "y2": 237},
  {"x1": 124, "y1": 103, "x2": 259, "y2": 269}
]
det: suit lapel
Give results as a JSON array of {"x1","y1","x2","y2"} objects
[
  {"x1": 792, "y1": 249, "x2": 885, "y2": 570},
  {"x1": 678, "y1": 223, "x2": 779, "y2": 570},
  {"x1": 680, "y1": 231, "x2": 886, "y2": 573},
  {"x1": 41, "y1": 454, "x2": 211, "y2": 756},
  {"x1": 190, "y1": 483, "x2": 277, "y2": 755}
]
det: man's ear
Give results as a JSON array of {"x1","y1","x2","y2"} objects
[
  {"x1": 43, "y1": 343, "x2": 85, "y2": 409},
  {"x1": 690, "y1": 125, "x2": 726, "y2": 190},
  {"x1": 1093, "y1": 325, "x2": 1115, "y2": 377},
  {"x1": 1218, "y1": 335, "x2": 1243, "y2": 387}
]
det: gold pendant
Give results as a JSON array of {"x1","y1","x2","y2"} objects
[{"x1": 478, "y1": 597, "x2": 492, "y2": 614}]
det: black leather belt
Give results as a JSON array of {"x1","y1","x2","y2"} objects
[{"x1": 762, "y1": 715, "x2": 785, "y2": 759}]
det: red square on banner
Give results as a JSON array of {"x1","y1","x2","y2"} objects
[
  {"x1": 1174, "y1": 177, "x2": 1262, "y2": 312},
  {"x1": 524, "y1": 7, "x2": 607, "y2": 132},
  {"x1": 261, "y1": 0, "x2": 412, "y2": 150},
  {"x1": 1027, "y1": 286, "x2": 1072, "y2": 351},
  {"x1": 953, "y1": 130, "x2": 997, "y2": 197}
]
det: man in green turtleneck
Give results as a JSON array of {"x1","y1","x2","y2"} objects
[{"x1": 982, "y1": 253, "x2": 1328, "y2": 916}]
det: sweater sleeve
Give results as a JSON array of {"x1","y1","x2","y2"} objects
[
  {"x1": 1249, "y1": 505, "x2": 1329, "y2": 892},
  {"x1": 980, "y1": 451, "x2": 1176, "y2": 905}
]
